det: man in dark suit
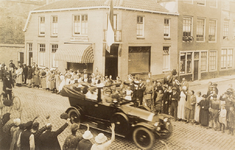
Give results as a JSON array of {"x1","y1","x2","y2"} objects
[
  {"x1": 23, "y1": 64, "x2": 28, "y2": 84},
  {"x1": 39, "y1": 115, "x2": 70, "y2": 150}
]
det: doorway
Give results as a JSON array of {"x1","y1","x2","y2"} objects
[
  {"x1": 19, "y1": 52, "x2": 24, "y2": 64},
  {"x1": 194, "y1": 60, "x2": 199, "y2": 80},
  {"x1": 29, "y1": 52, "x2": 33, "y2": 66},
  {"x1": 105, "y1": 44, "x2": 119, "y2": 80}
]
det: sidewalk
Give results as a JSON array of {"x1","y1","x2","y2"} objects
[{"x1": 189, "y1": 74, "x2": 235, "y2": 87}]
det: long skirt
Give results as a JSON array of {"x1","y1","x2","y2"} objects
[
  {"x1": 41, "y1": 77, "x2": 46, "y2": 89},
  {"x1": 178, "y1": 98, "x2": 186, "y2": 120},
  {"x1": 33, "y1": 75, "x2": 40, "y2": 86},
  {"x1": 194, "y1": 105, "x2": 201, "y2": 122},
  {"x1": 16, "y1": 74, "x2": 22, "y2": 84},
  {"x1": 200, "y1": 109, "x2": 209, "y2": 126}
]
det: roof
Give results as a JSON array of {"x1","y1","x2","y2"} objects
[{"x1": 35, "y1": 0, "x2": 169, "y2": 13}]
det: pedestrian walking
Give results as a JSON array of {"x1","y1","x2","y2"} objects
[
  {"x1": 198, "y1": 94, "x2": 210, "y2": 127},
  {"x1": 63, "y1": 123, "x2": 82, "y2": 150}
]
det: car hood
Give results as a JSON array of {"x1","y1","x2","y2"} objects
[{"x1": 120, "y1": 104, "x2": 155, "y2": 122}]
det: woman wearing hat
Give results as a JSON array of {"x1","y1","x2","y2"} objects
[
  {"x1": 77, "y1": 124, "x2": 93, "y2": 150},
  {"x1": 198, "y1": 94, "x2": 210, "y2": 126},
  {"x1": 91, "y1": 123, "x2": 115, "y2": 150}
]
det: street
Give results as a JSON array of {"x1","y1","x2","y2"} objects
[{"x1": 4, "y1": 77, "x2": 235, "y2": 150}]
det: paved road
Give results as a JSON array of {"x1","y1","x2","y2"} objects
[{"x1": 3, "y1": 78, "x2": 235, "y2": 150}]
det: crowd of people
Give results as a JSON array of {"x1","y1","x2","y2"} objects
[
  {"x1": 0, "y1": 111, "x2": 116, "y2": 150},
  {"x1": 1, "y1": 60, "x2": 235, "y2": 149}
]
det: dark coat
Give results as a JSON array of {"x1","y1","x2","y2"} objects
[
  {"x1": 198, "y1": 99, "x2": 210, "y2": 126},
  {"x1": 34, "y1": 126, "x2": 47, "y2": 150},
  {"x1": 3, "y1": 77, "x2": 14, "y2": 91},
  {"x1": 77, "y1": 139, "x2": 92, "y2": 150},
  {"x1": 27, "y1": 68, "x2": 33, "y2": 79},
  {"x1": 39, "y1": 123, "x2": 68, "y2": 150},
  {"x1": 63, "y1": 134, "x2": 82, "y2": 150},
  {"x1": 20, "y1": 129, "x2": 32, "y2": 150},
  {"x1": 23, "y1": 66, "x2": 28, "y2": 75}
]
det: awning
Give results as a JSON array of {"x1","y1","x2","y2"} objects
[{"x1": 55, "y1": 44, "x2": 94, "y2": 63}]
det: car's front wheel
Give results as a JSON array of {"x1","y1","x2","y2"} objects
[
  {"x1": 67, "y1": 108, "x2": 81, "y2": 124},
  {"x1": 133, "y1": 127, "x2": 155, "y2": 150}
]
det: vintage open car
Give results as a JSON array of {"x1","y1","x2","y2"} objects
[{"x1": 61, "y1": 84, "x2": 173, "y2": 150}]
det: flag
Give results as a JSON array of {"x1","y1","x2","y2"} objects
[{"x1": 106, "y1": 0, "x2": 114, "y2": 53}]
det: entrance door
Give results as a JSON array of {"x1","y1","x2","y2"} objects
[
  {"x1": 194, "y1": 60, "x2": 199, "y2": 80},
  {"x1": 29, "y1": 52, "x2": 33, "y2": 66},
  {"x1": 105, "y1": 44, "x2": 118, "y2": 80}
]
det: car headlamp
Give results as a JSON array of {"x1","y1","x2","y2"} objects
[
  {"x1": 164, "y1": 118, "x2": 168, "y2": 122},
  {"x1": 154, "y1": 122, "x2": 159, "y2": 127}
]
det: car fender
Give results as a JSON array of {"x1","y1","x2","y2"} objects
[
  {"x1": 65, "y1": 106, "x2": 83, "y2": 114},
  {"x1": 133, "y1": 122, "x2": 158, "y2": 135}
]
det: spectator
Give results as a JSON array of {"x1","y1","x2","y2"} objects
[
  {"x1": 208, "y1": 94, "x2": 220, "y2": 130},
  {"x1": 143, "y1": 79, "x2": 154, "y2": 111},
  {"x1": 9, "y1": 118, "x2": 21, "y2": 150},
  {"x1": 63, "y1": 123, "x2": 82, "y2": 150},
  {"x1": 91, "y1": 123, "x2": 115, "y2": 150},
  {"x1": 20, "y1": 120, "x2": 34, "y2": 150},
  {"x1": 194, "y1": 91, "x2": 202, "y2": 124},
  {"x1": 27, "y1": 66, "x2": 33, "y2": 88},
  {"x1": 33, "y1": 67, "x2": 40, "y2": 88},
  {"x1": 31, "y1": 121, "x2": 48, "y2": 150},
  {"x1": 219, "y1": 104, "x2": 227, "y2": 133},
  {"x1": 9, "y1": 60, "x2": 16, "y2": 73},
  {"x1": 3, "y1": 73, "x2": 14, "y2": 101},
  {"x1": 23, "y1": 64, "x2": 28, "y2": 84},
  {"x1": 162, "y1": 84, "x2": 170, "y2": 114},
  {"x1": 15, "y1": 66, "x2": 23, "y2": 86},
  {"x1": 0, "y1": 113, "x2": 11, "y2": 149},
  {"x1": 45, "y1": 68, "x2": 51, "y2": 91},
  {"x1": 77, "y1": 124, "x2": 93, "y2": 150},
  {"x1": 14, "y1": 123, "x2": 25, "y2": 150},
  {"x1": 178, "y1": 86, "x2": 187, "y2": 121},
  {"x1": 198, "y1": 94, "x2": 210, "y2": 127},
  {"x1": 185, "y1": 90, "x2": 196, "y2": 123},
  {"x1": 39, "y1": 114, "x2": 70, "y2": 150},
  {"x1": 228, "y1": 106, "x2": 235, "y2": 135},
  {"x1": 170, "y1": 87, "x2": 180, "y2": 121},
  {"x1": 180, "y1": 78, "x2": 189, "y2": 91},
  {"x1": 40, "y1": 68, "x2": 47, "y2": 90}
]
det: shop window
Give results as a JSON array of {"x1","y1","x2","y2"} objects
[
  {"x1": 51, "y1": 44, "x2": 58, "y2": 68},
  {"x1": 39, "y1": 17, "x2": 45, "y2": 36},
  {"x1": 73, "y1": 14, "x2": 88, "y2": 35},
  {"x1": 180, "y1": 52, "x2": 192, "y2": 74},
  {"x1": 51, "y1": 16, "x2": 58, "y2": 36},
  {"x1": 209, "y1": 51, "x2": 217, "y2": 71},
  {"x1": 39, "y1": 44, "x2": 46, "y2": 66},
  {"x1": 196, "y1": 19, "x2": 205, "y2": 41},
  {"x1": 164, "y1": 19, "x2": 170, "y2": 38},
  {"x1": 163, "y1": 47, "x2": 170, "y2": 71},
  {"x1": 209, "y1": 20, "x2": 216, "y2": 41},
  {"x1": 201, "y1": 51, "x2": 207, "y2": 71},
  {"x1": 128, "y1": 47, "x2": 150, "y2": 74},
  {"x1": 137, "y1": 16, "x2": 144, "y2": 37},
  {"x1": 223, "y1": 20, "x2": 229, "y2": 39}
]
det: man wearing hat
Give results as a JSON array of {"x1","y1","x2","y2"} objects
[
  {"x1": 91, "y1": 123, "x2": 115, "y2": 150},
  {"x1": 63, "y1": 123, "x2": 82, "y2": 150},
  {"x1": 169, "y1": 87, "x2": 180, "y2": 121},
  {"x1": 77, "y1": 124, "x2": 93, "y2": 150}
]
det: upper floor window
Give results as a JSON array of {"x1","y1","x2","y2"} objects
[
  {"x1": 28, "y1": 43, "x2": 32, "y2": 51},
  {"x1": 223, "y1": 20, "x2": 229, "y2": 39},
  {"x1": 164, "y1": 19, "x2": 170, "y2": 38},
  {"x1": 208, "y1": 0, "x2": 217, "y2": 7},
  {"x1": 39, "y1": 17, "x2": 45, "y2": 36},
  {"x1": 196, "y1": 18, "x2": 205, "y2": 41},
  {"x1": 51, "y1": 16, "x2": 58, "y2": 36},
  {"x1": 209, "y1": 20, "x2": 216, "y2": 41},
  {"x1": 73, "y1": 14, "x2": 88, "y2": 35},
  {"x1": 137, "y1": 16, "x2": 144, "y2": 37},
  {"x1": 183, "y1": 17, "x2": 193, "y2": 37},
  {"x1": 197, "y1": 0, "x2": 206, "y2": 5}
]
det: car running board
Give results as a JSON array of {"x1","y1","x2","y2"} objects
[{"x1": 80, "y1": 121, "x2": 125, "y2": 138}]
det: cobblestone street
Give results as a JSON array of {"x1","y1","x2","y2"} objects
[{"x1": 4, "y1": 77, "x2": 235, "y2": 150}]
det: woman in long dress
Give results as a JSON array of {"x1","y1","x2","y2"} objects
[
  {"x1": 15, "y1": 66, "x2": 23, "y2": 86},
  {"x1": 55, "y1": 71, "x2": 61, "y2": 93},
  {"x1": 49, "y1": 70, "x2": 56, "y2": 92},
  {"x1": 178, "y1": 87, "x2": 187, "y2": 121},
  {"x1": 198, "y1": 94, "x2": 210, "y2": 126},
  {"x1": 58, "y1": 74, "x2": 65, "y2": 92},
  {"x1": 195, "y1": 91, "x2": 203, "y2": 124},
  {"x1": 40, "y1": 69, "x2": 47, "y2": 89},
  {"x1": 33, "y1": 67, "x2": 40, "y2": 88}
]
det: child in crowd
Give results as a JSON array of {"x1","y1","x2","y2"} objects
[
  {"x1": 228, "y1": 106, "x2": 235, "y2": 135},
  {"x1": 219, "y1": 104, "x2": 227, "y2": 133}
]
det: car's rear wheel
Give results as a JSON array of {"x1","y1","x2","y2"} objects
[
  {"x1": 67, "y1": 108, "x2": 81, "y2": 124},
  {"x1": 133, "y1": 127, "x2": 155, "y2": 150}
]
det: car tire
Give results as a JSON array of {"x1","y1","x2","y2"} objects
[
  {"x1": 133, "y1": 127, "x2": 155, "y2": 150},
  {"x1": 67, "y1": 108, "x2": 81, "y2": 124},
  {"x1": 111, "y1": 112, "x2": 130, "y2": 136},
  {"x1": 161, "y1": 121, "x2": 173, "y2": 139}
]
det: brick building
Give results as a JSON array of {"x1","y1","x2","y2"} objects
[{"x1": 23, "y1": 0, "x2": 178, "y2": 79}]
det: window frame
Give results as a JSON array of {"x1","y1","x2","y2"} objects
[
  {"x1": 223, "y1": 20, "x2": 229, "y2": 39},
  {"x1": 208, "y1": 19, "x2": 217, "y2": 42},
  {"x1": 51, "y1": 44, "x2": 58, "y2": 68},
  {"x1": 209, "y1": 50, "x2": 217, "y2": 72},
  {"x1": 182, "y1": 16, "x2": 193, "y2": 41},
  {"x1": 51, "y1": 16, "x2": 58, "y2": 37},
  {"x1": 164, "y1": 18, "x2": 170, "y2": 38},
  {"x1": 220, "y1": 48, "x2": 234, "y2": 69},
  {"x1": 136, "y1": 16, "x2": 145, "y2": 38},
  {"x1": 73, "y1": 14, "x2": 88, "y2": 36},
  {"x1": 39, "y1": 16, "x2": 45, "y2": 36},
  {"x1": 200, "y1": 50, "x2": 208, "y2": 72},
  {"x1": 162, "y1": 46, "x2": 170, "y2": 71},
  {"x1": 38, "y1": 44, "x2": 46, "y2": 67},
  {"x1": 180, "y1": 51, "x2": 193, "y2": 75},
  {"x1": 196, "y1": 18, "x2": 206, "y2": 42}
]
